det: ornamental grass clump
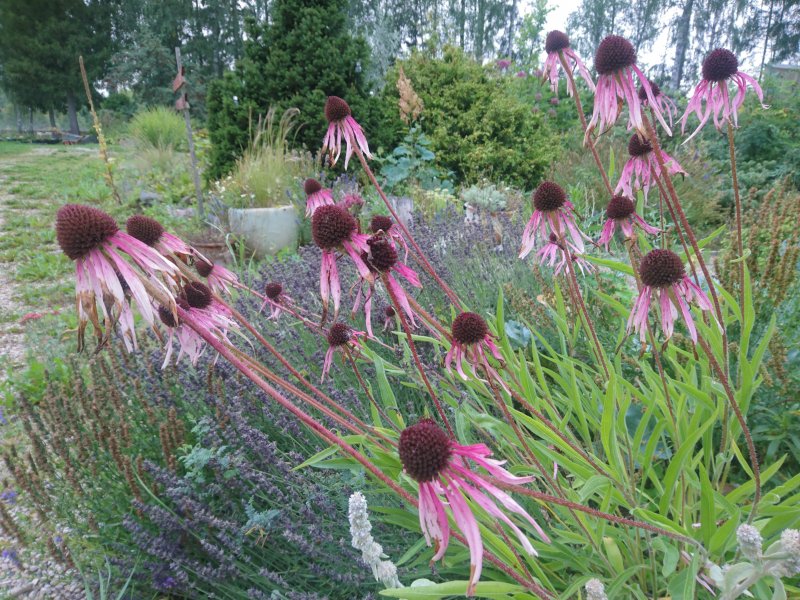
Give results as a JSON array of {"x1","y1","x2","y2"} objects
[{"x1": 13, "y1": 29, "x2": 797, "y2": 599}]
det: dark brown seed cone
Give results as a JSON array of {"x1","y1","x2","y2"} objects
[
  {"x1": 606, "y1": 195, "x2": 635, "y2": 220},
  {"x1": 367, "y1": 237, "x2": 397, "y2": 272},
  {"x1": 638, "y1": 79, "x2": 661, "y2": 101},
  {"x1": 56, "y1": 204, "x2": 119, "y2": 260},
  {"x1": 385, "y1": 306, "x2": 396, "y2": 318},
  {"x1": 158, "y1": 305, "x2": 179, "y2": 327},
  {"x1": 702, "y1": 48, "x2": 738, "y2": 82},
  {"x1": 195, "y1": 258, "x2": 214, "y2": 278},
  {"x1": 324, "y1": 96, "x2": 351, "y2": 123},
  {"x1": 304, "y1": 178, "x2": 322, "y2": 195},
  {"x1": 311, "y1": 205, "x2": 356, "y2": 250},
  {"x1": 594, "y1": 35, "x2": 636, "y2": 75},
  {"x1": 545, "y1": 30, "x2": 570, "y2": 53},
  {"x1": 628, "y1": 134, "x2": 653, "y2": 157},
  {"x1": 533, "y1": 181, "x2": 567, "y2": 212},
  {"x1": 398, "y1": 418, "x2": 452, "y2": 482},
  {"x1": 451, "y1": 312, "x2": 489, "y2": 345},
  {"x1": 370, "y1": 215, "x2": 393, "y2": 234},
  {"x1": 125, "y1": 215, "x2": 165, "y2": 247},
  {"x1": 639, "y1": 249, "x2": 686, "y2": 288},
  {"x1": 265, "y1": 282, "x2": 282, "y2": 299},
  {"x1": 327, "y1": 322, "x2": 351, "y2": 347},
  {"x1": 183, "y1": 282, "x2": 213, "y2": 309}
]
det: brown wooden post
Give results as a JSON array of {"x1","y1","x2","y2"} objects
[{"x1": 174, "y1": 47, "x2": 205, "y2": 219}]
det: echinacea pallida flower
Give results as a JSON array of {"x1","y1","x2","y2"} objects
[
  {"x1": 598, "y1": 195, "x2": 659, "y2": 251},
  {"x1": 370, "y1": 214, "x2": 408, "y2": 262},
  {"x1": 126, "y1": 214, "x2": 193, "y2": 261},
  {"x1": 445, "y1": 312, "x2": 505, "y2": 384},
  {"x1": 615, "y1": 134, "x2": 685, "y2": 202},
  {"x1": 638, "y1": 80, "x2": 678, "y2": 129},
  {"x1": 259, "y1": 282, "x2": 292, "y2": 320},
  {"x1": 680, "y1": 48, "x2": 767, "y2": 143},
  {"x1": 537, "y1": 233, "x2": 594, "y2": 275},
  {"x1": 304, "y1": 178, "x2": 334, "y2": 217},
  {"x1": 312, "y1": 205, "x2": 372, "y2": 320},
  {"x1": 519, "y1": 181, "x2": 587, "y2": 259},
  {"x1": 399, "y1": 418, "x2": 549, "y2": 596},
  {"x1": 322, "y1": 322, "x2": 365, "y2": 381},
  {"x1": 542, "y1": 30, "x2": 595, "y2": 97},
  {"x1": 55, "y1": 204, "x2": 178, "y2": 352},
  {"x1": 321, "y1": 96, "x2": 372, "y2": 169},
  {"x1": 627, "y1": 249, "x2": 714, "y2": 343},
  {"x1": 588, "y1": 35, "x2": 671, "y2": 138}
]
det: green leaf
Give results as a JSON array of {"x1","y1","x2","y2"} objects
[{"x1": 380, "y1": 580, "x2": 531, "y2": 598}]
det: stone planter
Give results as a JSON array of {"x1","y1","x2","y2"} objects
[{"x1": 228, "y1": 205, "x2": 298, "y2": 259}]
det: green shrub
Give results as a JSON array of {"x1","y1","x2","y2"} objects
[
  {"x1": 381, "y1": 47, "x2": 558, "y2": 189},
  {"x1": 129, "y1": 106, "x2": 186, "y2": 151}
]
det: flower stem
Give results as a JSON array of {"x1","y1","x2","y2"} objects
[{"x1": 726, "y1": 121, "x2": 746, "y2": 325}]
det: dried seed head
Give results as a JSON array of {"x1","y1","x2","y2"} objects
[
  {"x1": 367, "y1": 237, "x2": 397, "y2": 272},
  {"x1": 125, "y1": 215, "x2": 165, "y2": 247},
  {"x1": 304, "y1": 178, "x2": 322, "y2": 196},
  {"x1": 370, "y1": 215, "x2": 394, "y2": 234},
  {"x1": 594, "y1": 35, "x2": 636, "y2": 75},
  {"x1": 533, "y1": 181, "x2": 567, "y2": 212},
  {"x1": 452, "y1": 312, "x2": 489, "y2": 345},
  {"x1": 56, "y1": 204, "x2": 119, "y2": 260},
  {"x1": 606, "y1": 195, "x2": 635, "y2": 220},
  {"x1": 265, "y1": 282, "x2": 282, "y2": 299},
  {"x1": 312, "y1": 205, "x2": 356, "y2": 250},
  {"x1": 639, "y1": 249, "x2": 685, "y2": 288},
  {"x1": 702, "y1": 48, "x2": 738, "y2": 82},
  {"x1": 195, "y1": 258, "x2": 214, "y2": 278},
  {"x1": 324, "y1": 96, "x2": 351, "y2": 123},
  {"x1": 398, "y1": 418, "x2": 452, "y2": 482},
  {"x1": 385, "y1": 306, "x2": 396, "y2": 318},
  {"x1": 545, "y1": 30, "x2": 570, "y2": 54},
  {"x1": 628, "y1": 134, "x2": 653, "y2": 157},
  {"x1": 183, "y1": 282, "x2": 213, "y2": 309},
  {"x1": 638, "y1": 79, "x2": 661, "y2": 101},
  {"x1": 327, "y1": 322, "x2": 351, "y2": 347},
  {"x1": 158, "y1": 305, "x2": 179, "y2": 328}
]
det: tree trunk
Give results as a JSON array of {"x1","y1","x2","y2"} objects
[
  {"x1": 66, "y1": 91, "x2": 80, "y2": 134},
  {"x1": 459, "y1": 0, "x2": 466, "y2": 50},
  {"x1": 28, "y1": 107, "x2": 34, "y2": 134},
  {"x1": 16, "y1": 106, "x2": 23, "y2": 134},
  {"x1": 474, "y1": 0, "x2": 485, "y2": 59},
  {"x1": 758, "y1": 0, "x2": 775, "y2": 81},
  {"x1": 670, "y1": 0, "x2": 694, "y2": 89},
  {"x1": 49, "y1": 108, "x2": 56, "y2": 129}
]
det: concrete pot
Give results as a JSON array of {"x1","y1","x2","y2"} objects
[{"x1": 228, "y1": 205, "x2": 298, "y2": 258}]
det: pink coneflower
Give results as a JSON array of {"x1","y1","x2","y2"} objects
[
  {"x1": 259, "y1": 282, "x2": 292, "y2": 320},
  {"x1": 322, "y1": 322, "x2": 366, "y2": 381},
  {"x1": 321, "y1": 96, "x2": 372, "y2": 169},
  {"x1": 680, "y1": 48, "x2": 767, "y2": 143},
  {"x1": 537, "y1": 233, "x2": 594, "y2": 275},
  {"x1": 598, "y1": 195, "x2": 659, "y2": 251},
  {"x1": 312, "y1": 205, "x2": 373, "y2": 320},
  {"x1": 370, "y1": 214, "x2": 408, "y2": 261},
  {"x1": 638, "y1": 80, "x2": 679, "y2": 129},
  {"x1": 383, "y1": 306, "x2": 396, "y2": 331},
  {"x1": 125, "y1": 215, "x2": 192, "y2": 262},
  {"x1": 304, "y1": 178, "x2": 334, "y2": 217},
  {"x1": 159, "y1": 282, "x2": 236, "y2": 368},
  {"x1": 496, "y1": 59, "x2": 511, "y2": 71},
  {"x1": 627, "y1": 249, "x2": 714, "y2": 343},
  {"x1": 195, "y1": 255, "x2": 239, "y2": 296},
  {"x1": 515, "y1": 70, "x2": 527, "y2": 78},
  {"x1": 445, "y1": 312, "x2": 505, "y2": 384},
  {"x1": 588, "y1": 35, "x2": 671, "y2": 138},
  {"x1": 355, "y1": 235, "x2": 420, "y2": 337},
  {"x1": 399, "y1": 419, "x2": 549, "y2": 596},
  {"x1": 542, "y1": 30, "x2": 595, "y2": 97},
  {"x1": 519, "y1": 181, "x2": 587, "y2": 259},
  {"x1": 615, "y1": 134, "x2": 686, "y2": 201},
  {"x1": 55, "y1": 204, "x2": 178, "y2": 352},
  {"x1": 338, "y1": 193, "x2": 364, "y2": 211}
]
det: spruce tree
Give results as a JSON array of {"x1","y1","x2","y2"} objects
[{"x1": 207, "y1": 0, "x2": 377, "y2": 179}]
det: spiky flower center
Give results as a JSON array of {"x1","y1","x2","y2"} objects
[
  {"x1": 265, "y1": 282, "x2": 282, "y2": 299},
  {"x1": 628, "y1": 134, "x2": 653, "y2": 157},
  {"x1": 545, "y1": 30, "x2": 570, "y2": 53},
  {"x1": 56, "y1": 204, "x2": 119, "y2": 260},
  {"x1": 195, "y1": 258, "x2": 214, "y2": 278},
  {"x1": 385, "y1": 306, "x2": 396, "y2": 318},
  {"x1": 304, "y1": 178, "x2": 322, "y2": 196},
  {"x1": 638, "y1": 79, "x2": 661, "y2": 101},
  {"x1": 533, "y1": 181, "x2": 567, "y2": 212},
  {"x1": 370, "y1": 215, "x2": 393, "y2": 234},
  {"x1": 158, "y1": 305, "x2": 179, "y2": 328},
  {"x1": 639, "y1": 249, "x2": 685, "y2": 288},
  {"x1": 327, "y1": 322, "x2": 351, "y2": 347},
  {"x1": 125, "y1": 215, "x2": 165, "y2": 246},
  {"x1": 183, "y1": 282, "x2": 213, "y2": 309},
  {"x1": 324, "y1": 96, "x2": 351, "y2": 123},
  {"x1": 606, "y1": 195, "x2": 635, "y2": 219},
  {"x1": 367, "y1": 237, "x2": 397, "y2": 272},
  {"x1": 311, "y1": 205, "x2": 356, "y2": 250},
  {"x1": 399, "y1": 418, "x2": 452, "y2": 482},
  {"x1": 702, "y1": 48, "x2": 738, "y2": 82},
  {"x1": 452, "y1": 312, "x2": 489, "y2": 345},
  {"x1": 594, "y1": 35, "x2": 636, "y2": 75}
]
